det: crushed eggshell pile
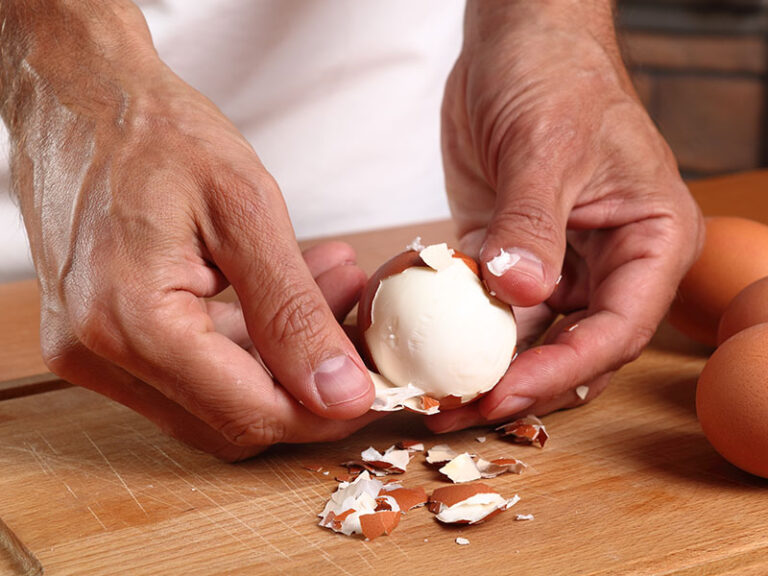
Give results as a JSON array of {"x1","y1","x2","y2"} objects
[
  {"x1": 318, "y1": 425, "x2": 545, "y2": 540},
  {"x1": 318, "y1": 472, "x2": 403, "y2": 539}
]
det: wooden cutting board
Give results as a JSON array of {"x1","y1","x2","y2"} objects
[
  {"x1": 1, "y1": 338, "x2": 767, "y2": 575},
  {"x1": 2, "y1": 172, "x2": 768, "y2": 575}
]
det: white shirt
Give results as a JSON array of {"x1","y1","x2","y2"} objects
[{"x1": 0, "y1": 0, "x2": 464, "y2": 282}]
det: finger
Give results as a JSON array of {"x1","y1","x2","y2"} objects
[
  {"x1": 512, "y1": 303, "x2": 557, "y2": 350},
  {"x1": 43, "y1": 333, "x2": 264, "y2": 461},
  {"x1": 205, "y1": 299, "x2": 251, "y2": 348},
  {"x1": 50, "y1": 314, "x2": 379, "y2": 453},
  {"x1": 202, "y1": 168, "x2": 373, "y2": 419},
  {"x1": 302, "y1": 241, "x2": 358, "y2": 277},
  {"x1": 426, "y1": 403, "x2": 484, "y2": 434},
  {"x1": 477, "y1": 164, "x2": 572, "y2": 307},
  {"x1": 522, "y1": 372, "x2": 613, "y2": 416},
  {"x1": 546, "y1": 241, "x2": 591, "y2": 313},
  {"x1": 479, "y1": 219, "x2": 680, "y2": 420},
  {"x1": 204, "y1": 260, "x2": 366, "y2": 344},
  {"x1": 314, "y1": 264, "x2": 367, "y2": 322},
  {"x1": 426, "y1": 372, "x2": 613, "y2": 434}
]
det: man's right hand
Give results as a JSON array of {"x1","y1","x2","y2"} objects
[{"x1": 1, "y1": 1, "x2": 375, "y2": 461}]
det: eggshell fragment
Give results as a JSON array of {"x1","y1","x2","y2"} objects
[
  {"x1": 475, "y1": 457, "x2": 527, "y2": 478},
  {"x1": 360, "y1": 445, "x2": 411, "y2": 474},
  {"x1": 395, "y1": 440, "x2": 425, "y2": 453},
  {"x1": 438, "y1": 453, "x2": 482, "y2": 484},
  {"x1": 425, "y1": 444, "x2": 458, "y2": 465},
  {"x1": 359, "y1": 510, "x2": 401, "y2": 540},
  {"x1": 696, "y1": 323, "x2": 768, "y2": 478},
  {"x1": 380, "y1": 485, "x2": 428, "y2": 512},
  {"x1": 497, "y1": 415, "x2": 549, "y2": 448},
  {"x1": 368, "y1": 374, "x2": 440, "y2": 415},
  {"x1": 455, "y1": 537, "x2": 470, "y2": 546},
  {"x1": 428, "y1": 484, "x2": 519, "y2": 525}
]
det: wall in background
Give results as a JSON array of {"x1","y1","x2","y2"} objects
[{"x1": 617, "y1": 0, "x2": 768, "y2": 178}]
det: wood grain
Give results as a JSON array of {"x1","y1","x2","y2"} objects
[
  {"x1": 0, "y1": 340, "x2": 766, "y2": 575},
  {"x1": 2, "y1": 171, "x2": 768, "y2": 575},
  {"x1": 0, "y1": 281, "x2": 50, "y2": 388}
]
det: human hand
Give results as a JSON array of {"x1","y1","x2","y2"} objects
[
  {"x1": 2, "y1": 2, "x2": 375, "y2": 461},
  {"x1": 430, "y1": 0, "x2": 704, "y2": 432}
]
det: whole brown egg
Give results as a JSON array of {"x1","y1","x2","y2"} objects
[
  {"x1": 696, "y1": 322, "x2": 768, "y2": 478},
  {"x1": 717, "y1": 276, "x2": 768, "y2": 344},
  {"x1": 668, "y1": 217, "x2": 768, "y2": 347}
]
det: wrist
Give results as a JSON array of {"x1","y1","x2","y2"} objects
[{"x1": 462, "y1": 0, "x2": 633, "y2": 96}]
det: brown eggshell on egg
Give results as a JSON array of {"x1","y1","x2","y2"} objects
[
  {"x1": 668, "y1": 216, "x2": 768, "y2": 347},
  {"x1": 717, "y1": 276, "x2": 768, "y2": 344},
  {"x1": 356, "y1": 247, "x2": 479, "y2": 372},
  {"x1": 696, "y1": 322, "x2": 768, "y2": 478}
]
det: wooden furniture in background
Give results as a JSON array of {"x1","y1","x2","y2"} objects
[{"x1": 618, "y1": 0, "x2": 768, "y2": 177}]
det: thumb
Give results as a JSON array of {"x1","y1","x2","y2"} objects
[
  {"x1": 478, "y1": 175, "x2": 569, "y2": 307},
  {"x1": 205, "y1": 170, "x2": 374, "y2": 420}
]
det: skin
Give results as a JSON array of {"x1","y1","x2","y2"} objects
[
  {"x1": 0, "y1": 0, "x2": 703, "y2": 457},
  {"x1": 1, "y1": 1, "x2": 376, "y2": 461},
  {"x1": 428, "y1": 0, "x2": 704, "y2": 432}
]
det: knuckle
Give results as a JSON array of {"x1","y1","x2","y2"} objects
[
  {"x1": 495, "y1": 199, "x2": 562, "y2": 250},
  {"x1": 619, "y1": 324, "x2": 655, "y2": 366},
  {"x1": 219, "y1": 414, "x2": 287, "y2": 447},
  {"x1": 40, "y1": 329, "x2": 80, "y2": 377},
  {"x1": 263, "y1": 287, "x2": 327, "y2": 347},
  {"x1": 69, "y1": 303, "x2": 122, "y2": 359}
]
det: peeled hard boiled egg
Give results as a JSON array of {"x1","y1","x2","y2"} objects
[
  {"x1": 357, "y1": 242, "x2": 517, "y2": 413},
  {"x1": 696, "y1": 322, "x2": 768, "y2": 478}
]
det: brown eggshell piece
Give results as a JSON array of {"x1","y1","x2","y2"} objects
[
  {"x1": 668, "y1": 217, "x2": 768, "y2": 347},
  {"x1": 717, "y1": 276, "x2": 768, "y2": 344},
  {"x1": 497, "y1": 415, "x2": 549, "y2": 448},
  {"x1": 696, "y1": 322, "x2": 768, "y2": 478},
  {"x1": 357, "y1": 247, "x2": 480, "y2": 372},
  {"x1": 384, "y1": 486, "x2": 428, "y2": 512},
  {"x1": 428, "y1": 483, "x2": 498, "y2": 511},
  {"x1": 360, "y1": 510, "x2": 401, "y2": 540}
]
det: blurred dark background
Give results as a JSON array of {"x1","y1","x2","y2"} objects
[{"x1": 617, "y1": 0, "x2": 768, "y2": 178}]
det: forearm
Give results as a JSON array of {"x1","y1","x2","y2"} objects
[
  {"x1": 0, "y1": 0, "x2": 159, "y2": 137},
  {"x1": 462, "y1": 0, "x2": 633, "y2": 93},
  {"x1": 0, "y1": 1, "x2": 166, "y2": 277}
]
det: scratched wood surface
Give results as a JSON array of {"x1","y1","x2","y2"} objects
[
  {"x1": 1, "y1": 339, "x2": 767, "y2": 576},
  {"x1": 1, "y1": 171, "x2": 768, "y2": 575}
]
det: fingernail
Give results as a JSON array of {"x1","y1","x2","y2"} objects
[
  {"x1": 314, "y1": 354, "x2": 370, "y2": 407},
  {"x1": 485, "y1": 394, "x2": 535, "y2": 421},
  {"x1": 485, "y1": 248, "x2": 545, "y2": 283}
]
